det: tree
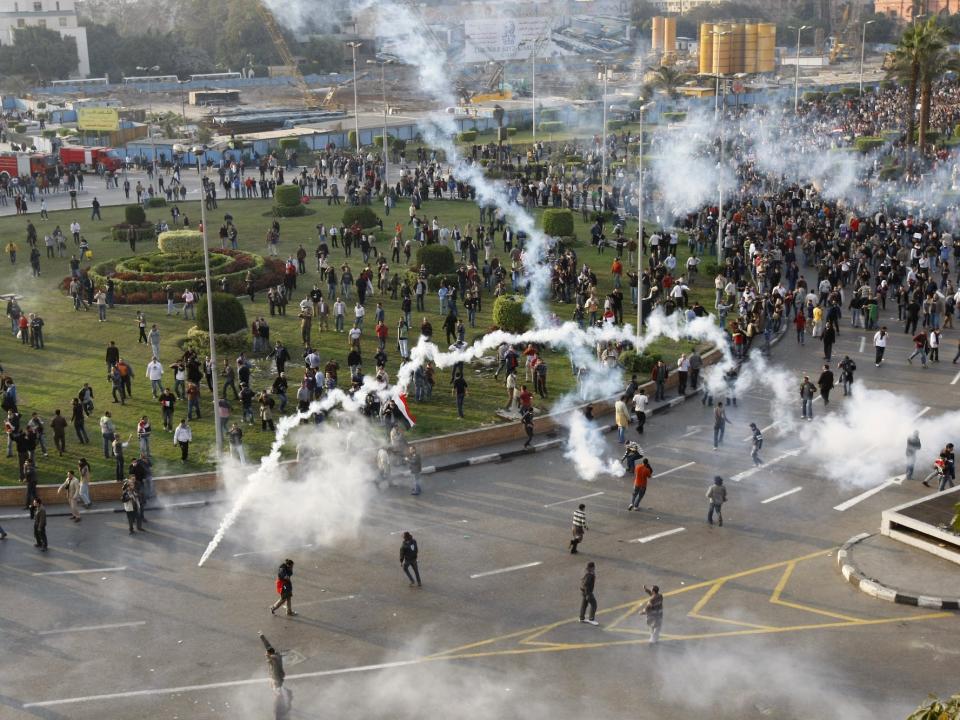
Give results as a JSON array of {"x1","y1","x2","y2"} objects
[
  {"x1": 917, "y1": 34, "x2": 959, "y2": 148},
  {"x1": 644, "y1": 65, "x2": 689, "y2": 100},
  {"x1": 0, "y1": 27, "x2": 78, "y2": 81},
  {"x1": 907, "y1": 693, "x2": 960, "y2": 720},
  {"x1": 888, "y1": 18, "x2": 952, "y2": 149}
]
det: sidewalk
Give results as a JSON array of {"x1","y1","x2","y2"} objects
[
  {"x1": 0, "y1": 490, "x2": 223, "y2": 522},
  {"x1": 837, "y1": 532, "x2": 960, "y2": 609}
]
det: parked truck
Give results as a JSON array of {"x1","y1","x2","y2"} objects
[{"x1": 59, "y1": 145, "x2": 123, "y2": 173}]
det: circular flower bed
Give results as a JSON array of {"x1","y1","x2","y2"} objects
[{"x1": 64, "y1": 248, "x2": 286, "y2": 304}]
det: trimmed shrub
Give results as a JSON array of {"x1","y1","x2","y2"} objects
[
  {"x1": 802, "y1": 91, "x2": 824, "y2": 103},
  {"x1": 607, "y1": 119, "x2": 626, "y2": 130},
  {"x1": 274, "y1": 184, "x2": 302, "y2": 208},
  {"x1": 662, "y1": 111, "x2": 687, "y2": 122},
  {"x1": 196, "y1": 292, "x2": 247, "y2": 334},
  {"x1": 540, "y1": 121, "x2": 564, "y2": 133},
  {"x1": 506, "y1": 127, "x2": 517, "y2": 136},
  {"x1": 57, "y1": 128, "x2": 75, "y2": 136},
  {"x1": 147, "y1": 197, "x2": 166, "y2": 208},
  {"x1": 414, "y1": 244, "x2": 455, "y2": 276},
  {"x1": 348, "y1": 130, "x2": 357, "y2": 148},
  {"x1": 183, "y1": 326, "x2": 249, "y2": 357},
  {"x1": 539, "y1": 108, "x2": 559, "y2": 122},
  {"x1": 342, "y1": 206, "x2": 380, "y2": 228},
  {"x1": 14, "y1": 124, "x2": 26, "y2": 133},
  {"x1": 457, "y1": 130, "x2": 477, "y2": 142},
  {"x1": 111, "y1": 224, "x2": 156, "y2": 243},
  {"x1": 124, "y1": 204, "x2": 146, "y2": 226},
  {"x1": 372, "y1": 135, "x2": 395, "y2": 148},
  {"x1": 157, "y1": 229, "x2": 203, "y2": 257},
  {"x1": 493, "y1": 295, "x2": 531, "y2": 333},
  {"x1": 840, "y1": 87, "x2": 859, "y2": 97},
  {"x1": 41, "y1": 129, "x2": 56, "y2": 139},
  {"x1": 879, "y1": 164, "x2": 903, "y2": 181},
  {"x1": 854, "y1": 136, "x2": 885, "y2": 153},
  {"x1": 620, "y1": 350, "x2": 661, "y2": 374},
  {"x1": 827, "y1": 91, "x2": 843, "y2": 101},
  {"x1": 542, "y1": 208, "x2": 574, "y2": 237},
  {"x1": 278, "y1": 137, "x2": 300, "y2": 150},
  {"x1": 273, "y1": 204, "x2": 307, "y2": 217}
]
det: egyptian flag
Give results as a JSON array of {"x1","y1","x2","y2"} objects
[{"x1": 394, "y1": 392, "x2": 416, "y2": 428}]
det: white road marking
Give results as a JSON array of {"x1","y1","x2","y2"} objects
[
  {"x1": 678, "y1": 428, "x2": 700, "y2": 438},
  {"x1": 388, "y1": 520, "x2": 468, "y2": 535},
  {"x1": 761, "y1": 487, "x2": 803, "y2": 504},
  {"x1": 543, "y1": 492, "x2": 605, "y2": 508},
  {"x1": 915, "y1": 406, "x2": 931, "y2": 419},
  {"x1": 629, "y1": 527, "x2": 685, "y2": 544},
  {"x1": 470, "y1": 561, "x2": 542, "y2": 579},
  {"x1": 38, "y1": 621, "x2": 146, "y2": 636},
  {"x1": 294, "y1": 595, "x2": 357, "y2": 608},
  {"x1": 731, "y1": 449, "x2": 802, "y2": 482},
  {"x1": 951, "y1": 370, "x2": 960, "y2": 386},
  {"x1": 33, "y1": 567, "x2": 126, "y2": 576},
  {"x1": 23, "y1": 658, "x2": 427, "y2": 708},
  {"x1": 653, "y1": 461, "x2": 696, "y2": 478},
  {"x1": 834, "y1": 479, "x2": 898, "y2": 512},
  {"x1": 858, "y1": 337, "x2": 865, "y2": 353},
  {"x1": 232, "y1": 544, "x2": 314, "y2": 558}
]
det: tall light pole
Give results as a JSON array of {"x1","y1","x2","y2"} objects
[
  {"x1": 192, "y1": 145, "x2": 223, "y2": 457},
  {"x1": 531, "y1": 43, "x2": 538, "y2": 143},
  {"x1": 367, "y1": 58, "x2": 393, "y2": 192},
  {"x1": 596, "y1": 61, "x2": 609, "y2": 191},
  {"x1": 635, "y1": 101, "x2": 655, "y2": 342},
  {"x1": 346, "y1": 42, "x2": 362, "y2": 153},
  {"x1": 792, "y1": 25, "x2": 811, "y2": 114},
  {"x1": 859, "y1": 20, "x2": 875, "y2": 97},
  {"x1": 716, "y1": 85, "x2": 726, "y2": 265}
]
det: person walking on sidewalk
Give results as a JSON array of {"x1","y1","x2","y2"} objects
[
  {"x1": 569, "y1": 503, "x2": 588, "y2": 554},
  {"x1": 270, "y1": 559, "x2": 297, "y2": 615},
  {"x1": 258, "y1": 633, "x2": 285, "y2": 689},
  {"x1": 633, "y1": 389, "x2": 648, "y2": 435},
  {"x1": 400, "y1": 531, "x2": 421, "y2": 587},
  {"x1": 749, "y1": 423, "x2": 763, "y2": 466},
  {"x1": 712, "y1": 402, "x2": 728, "y2": 449},
  {"x1": 406, "y1": 446, "x2": 422, "y2": 496},
  {"x1": 905, "y1": 430, "x2": 922, "y2": 482},
  {"x1": 628, "y1": 458, "x2": 652, "y2": 511},
  {"x1": 521, "y1": 405, "x2": 534, "y2": 448},
  {"x1": 643, "y1": 584, "x2": 663, "y2": 643},
  {"x1": 121, "y1": 477, "x2": 142, "y2": 533},
  {"x1": 578, "y1": 561, "x2": 599, "y2": 625},
  {"x1": 706, "y1": 476, "x2": 727, "y2": 526},
  {"x1": 32, "y1": 497, "x2": 47, "y2": 550},
  {"x1": 614, "y1": 395, "x2": 630, "y2": 443}
]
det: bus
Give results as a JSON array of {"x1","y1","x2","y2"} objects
[
  {"x1": 189, "y1": 72, "x2": 242, "y2": 82},
  {"x1": 122, "y1": 75, "x2": 179, "y2": 84},
  {"x1": 50, "y1": 77, "x2": 109, "y2": 87}
]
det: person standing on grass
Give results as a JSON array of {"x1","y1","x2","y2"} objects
[
  {"x1": 50, "y1": 409, "x2": 67, "y2": 455},
  {"x1": 71, "y1": 398, "x2": 90, "y2": 444},
  {"x1": 99, "y1": 411, "x2": 115, "y2": 459},
  {"x1": 578, "y1": 561, "x2": 599, "y2": 626},
  {"x1": 149, "y1": 324, "x2": 161, "y2": 360},
  {"x1": 628, "y1": 458, "x2": 652, "y2": 511},
  {"x1": 451, "y1": 372, "x2": 468, "y2": 419},
  {"x1": 173, "y1": 418, "x2": 192, "y2": 461},
  {"x1": 146, "y1": 357, "x2": 164, "y2": 398},
  {"x1": 137, "y1": 416, "x2": 151, "y2": 458}
]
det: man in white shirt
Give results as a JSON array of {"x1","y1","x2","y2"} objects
[
  {"x1": 145, "y1": 357, "x2": 164, "y2": 398},
  {"x1": 173, "y1": 419, "x2": 192, "y2": 461},
  {"x1": 70, "y1": 221, "x2": 81, "y2": 245},
  {"x1": 182, "y1": 289, "x2": 196, "y2": 320},
  {"x1": 633, "y1": 389, "x2": 648, "y2": 435},
  {"x1": 354, "y1": 303, "x2": 365, "y2": 330},
  {"x1": 333, "y1": 298, "x2": 345, "y2": 332}
]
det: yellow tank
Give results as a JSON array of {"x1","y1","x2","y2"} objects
[
  {"x1": 712, "y1": 23, "x2": 734, "y2": 76},
  {"x1": 652, "y1": 16, "x2": 664, "y2": 53},
  {"x1": 730, "y1": 23, "x2": 744, "y2": 74},
  {"x1": 757, "y1": 22, "x2": 776, "y2": 73},
  {"x1": 743, "y1": 23, "x2": 758, "y2": 74},
  {"x1": 663, "y1": 16, "x2": 677, "y2": 58},
  {"x1": 699, "y1": 23, "x2": 714, "y2": 74}
]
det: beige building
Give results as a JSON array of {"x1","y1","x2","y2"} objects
[{"x1": 0, "y1": 0, "x2": 90, "y2": 77}]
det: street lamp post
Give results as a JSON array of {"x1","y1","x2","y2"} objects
[
  {"x1": 859, "y1": 20, "x2": 876, "y2": 97},
  {"x1": 636, "y1": 101, "x2": 654, "y2": 342},
  {"x1": 531, "y1": 44, "x2": 537, "y2": 143},
  {"x1": 192, "y1": 146, "x2": 223, "y2": 457},
  {"x1": 346, "y1": 42, "x2": 362, "y2": 153},
  {"x1": 597, "y1": 61, "x2": 609, "y2": 192},
  {"x1": 792, "y1": 25, "x2": 811, "y2": 114},
  {"x1": 367, "y1": 59, "x2": 393, "y2": 194}
]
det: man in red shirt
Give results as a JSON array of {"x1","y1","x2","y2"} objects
[
  {"x1": 518, "y1": 385, "x2": 533, "y2": 411},
  {"x1": 629, "y1": 458, "x2": 652, "y2": 510}
]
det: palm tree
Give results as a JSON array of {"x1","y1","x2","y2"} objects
[
  {"x1": 918, "y1": 41, "x2": 960, "y2": 147},
  {"x1": 644, "y1": 65, "x2": 689, "y2": 101}
]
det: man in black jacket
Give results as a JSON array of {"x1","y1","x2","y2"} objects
[
  {"x1": 33, "y1": 497, "x2": 47, "y2": 550},
  {"x1": 400, "y1": 531, "x2": 421, "y2": 586},
  {"x1": 579, "y1": 561, "x2": 598, "y2": 625}
]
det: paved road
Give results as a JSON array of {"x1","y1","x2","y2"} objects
[{"x1": 1, "y1": 315, "x2": 957, "y2": 719}]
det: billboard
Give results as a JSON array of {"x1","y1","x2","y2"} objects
[
  {"x1": 77, "y1": 108, "x2": 120, "y2": 132},
  {"x1": 462, "y1": 17, "x2": 547, "y2": 63}
]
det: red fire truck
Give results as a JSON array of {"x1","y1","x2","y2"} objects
[
  {"x1": 0, "y1": 151, "x2": 56, "y2": 181},
  {"x1": 59, "y1": 146, "x2": 124, "y2": 173}
]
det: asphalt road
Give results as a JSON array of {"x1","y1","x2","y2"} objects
[{"x1": 1, "y1": 314, "x2": 958, "y2": 720}]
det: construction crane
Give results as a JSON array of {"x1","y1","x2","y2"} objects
[{"x1": 254, "y1": 0, "x2": 321, "y2": 108}]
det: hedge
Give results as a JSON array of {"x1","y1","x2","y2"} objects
[
  {"x1": 840, "y1": 87, "x2": 859, "y2": 97},
  {"x1": 57, "y1": 128, "x2": 75, "y2": 136},
  {"x1": 157, "y1": 229, "x2": 204, "y2": 256},
  {"x1": 542, "y1": 208, "x2": 574, "y2": 238},
  {"x1": 506, "y1": 127, "x2": 517, "y2": 136},
  {"x1": 274, "y1": 184, "x2": 302, "y2": 208},
  {"x1": 372, "y1": 135, "x2": 395, "y2": 148},
  {"x1": 111, "y1": 224, "x2": 156, "y2": 243},
  {"x1": 41, "y1": 129, "x2": 56, "y2": 139},
  {"x1": 607, "y1": 119, "x2": 626, "y2": 130},
  {"x1": 540, "y1": 121, "x2": 564, "y2": 133},
  {"x1": 182, "y1": 326, "x2": 249, "y2": 357},
  {"x1": 620, "y1": 350, "x2": 662, "y2": 374},
  {"x1": 342, "y1": 206, "x2": 380, "y2": 228},
  {"x1": 124, "y1": 204, "x2": 146, "y2": 226},
  {"x1": 539, "y1": 109, "x2": 559, "y2": 122},
  {"x1": 662, "y1": 112, "x2": 687, "y2": 122},
  {"x1": 457, "y1": 130, "x2": 477, "y2": 143},
  {"x1": 147, "y1": 197, "x2": 167, "y2": 208},
  {"x1": 802, "y1": 91, "x2": 824, "y2": 103},
  {"x1": 273, "y1": 204, "x2": 307, "y2": 217},
  {"x1": 14, "y1": 124, "x2": 26, "y2": 133},
  {"x1": 404, "y1": 271, "x2": 457, "y2": 291},
  {"x1": 278, "y1": 138, "x2": 301, "y2": 150},
  {"x1": 492, "y1": 295, "x2": 530, "y2": 333},
  {"x1": 854, "y1": 136, "x2": 885, "y2": 153},
  {"x1": 197, "y1": 292, "x2": 247, "y2": 334},
  {"x1": 415, "y1": 244, "x2": 455, "y2": 275},
  {"x1": 348, "y1": 130, "x2": 357, "y2": 148}
]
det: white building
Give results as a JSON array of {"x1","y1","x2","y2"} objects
[{"x1": 0, "y1": 0, "x2": 90, "y2": 78}]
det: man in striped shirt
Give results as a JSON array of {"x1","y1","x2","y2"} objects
[{"x1": 569, "y1": 503, "x2": 588, "y2": 554}]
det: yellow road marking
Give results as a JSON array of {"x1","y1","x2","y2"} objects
[{"x1": 769, "y1": 562, "x2": 866, "y2": 623}]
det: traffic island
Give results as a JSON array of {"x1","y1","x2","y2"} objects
[{"x1": 881, "y1": 485, "x2": 960, "y2": 565}]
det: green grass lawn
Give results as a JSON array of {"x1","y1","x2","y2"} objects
[{"x1": 0, "y1": 189, "x2": 715, "y2": 486}]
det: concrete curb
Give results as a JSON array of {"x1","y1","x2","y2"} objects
[
  {"x1": 836, "y1": 532, "x2": 960, "y2": 610},
  {"x1": 0, "y1": 498, "x2": 224, "y2": 522}
]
